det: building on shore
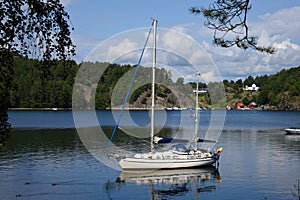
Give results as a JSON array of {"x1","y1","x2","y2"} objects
[{"x1": 244, "y1": 83, "x2": 259, "y2": 91}]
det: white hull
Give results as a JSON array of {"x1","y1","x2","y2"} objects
[
  {"x1": 119, "y1": 146, "x2": 223, "y2": 170},
  {"x1": 119, "y1": 157, "x2": 216, "y2": 170},
  {"x1": 285, "y1": 128, "x2": 300, "y2": 135},
  {"x1": 119, "y1": 150, "x2": 217, "y2": 170}
]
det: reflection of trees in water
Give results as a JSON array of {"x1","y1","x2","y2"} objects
[
  {"x1": 106, "y1": 166, "x2": 222, "y2": 200},
  {"x1": 4, "y1": 129, "x2": 80, "y2": 152},
  {"x1": 102, "y1": 126, "x2": 178, "y2": 150}
]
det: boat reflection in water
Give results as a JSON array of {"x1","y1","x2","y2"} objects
[{"x1": 108, "y1": 166, "x2": 222, "y2": 199}]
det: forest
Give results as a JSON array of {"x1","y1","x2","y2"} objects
[
  {"x1": 8, "y1": 56, "x2": 300, "y2": 110},
  {"x1": 223, "y1": 67, "x2": 300, "y2": 110}
]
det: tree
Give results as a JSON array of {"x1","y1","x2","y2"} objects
[
  {"x1": 244, "y1": 75, "x2": 254, "y2": 87},
  {"x1": 0, "y1": 49, "x2": 13, "y2": 144},
  {"x1": 0, "y1": 0, "x2": 75, "y2": 144},
  {"x1": 190, "y1": 0, "x2": 275, "y2": 54}
]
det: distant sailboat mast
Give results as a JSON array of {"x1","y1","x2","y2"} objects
[
  {"x1": 150, "y1": 19, "x2": 157, "y2": 153},
  {"x1": 194, "y1": 73, "x2": 201, "y2": 150}
]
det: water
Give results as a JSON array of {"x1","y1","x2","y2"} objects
[{"x1": 1, "y1": 110, "x2": 300, "y2": 199}]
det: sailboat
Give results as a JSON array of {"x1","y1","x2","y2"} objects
[{"x1": 118, "y1": 19, "x2": 222, "y2": 170}]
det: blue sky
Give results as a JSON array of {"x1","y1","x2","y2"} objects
[{"x1": 62, "y1": 0, "x2": 300, "y2": 81}]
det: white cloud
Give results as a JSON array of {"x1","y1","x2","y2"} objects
[
  {"x1": 273, "y1": 39, "x2": 300, "y2": 51},
  {"x1": 85, "y1": 29, "x2": 150, "y2": 63},
  {"x1": 251, "y1": 7, "x2": 300, "y2": 70},
  {"x1": 83, "y1": 27, "x2": 223, "y2": 83},
  {"x1": 77, "y1": 6, "x2": 300, "y2": 81},
  {"x1": 105, "y1": 38, "x2": 138, "y2": 63},
  {"x1": 186, "y1": 6, "x2": 300, "y2": 80},
  {"x1": 256, "y1": 6, "x2": 300, "y2": 42},
  {"x1": 158, "y1": 29, "x2": 223, "y2": 82}
]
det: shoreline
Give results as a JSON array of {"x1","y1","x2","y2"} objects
[
  {"x1": 8, "y1": 107, "x2": 163, "y2": 111},
  {"x1": 8, "y1": 107, "x2": 300, "y2": 111},
  {"x1": 9, "y1": 108, "x2": 72, "y2": 111}
]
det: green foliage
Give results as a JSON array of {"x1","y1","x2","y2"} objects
[
  {"x1": 129, "y1": 84, "x2": 151, "y2": 104},
  {"x1": 258, "y1": 89, "x2": 269, "y2": 105},
  {"x1": 7, "y1": 57, "x2": 300, "y2": 111},
  {"x1": 242, "y1": 96, "x2": 250, "y2": 106},
  {"x1": 258, "y1": 66, "x2": 300, "y2": 107},
  {"x1": 0, "y1": 0, "x2": 75, "y2": 60},
  {"x1": 244, "y1": 75, "x2": 254, "y2": 87},
  {"x1": 9, "y1": 57, "x2": 78, "y2": 108},
  {"x1": 0, "y1": 50, "x2": 14, "y2": 144},
  {"x1": 207, "y1": 81, "x2": 226, "y2": 109},
  {"x1": 1, "y1": 0, "x2": 75, "y2": 144},
  {"x1": 95, "y1": 63, "x2": 133, "y2": 109},
  {"x1": 224, "y1": 66, "x2": 300, "y2": 109}
]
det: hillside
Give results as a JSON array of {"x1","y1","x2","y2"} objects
[
  {"x1": 8, "y1": 56, "x2": 300, "y2": 111},
  {"x1": 222, "y1": 66, "x2": 300, "y2": 110}
]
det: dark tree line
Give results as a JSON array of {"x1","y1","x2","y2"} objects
[
  {"x1": 9, "y1": 59, "x2": 178, "y2": 110},
  {"x1": 9, "y1": 57, "x2": 78, "y2": 108},
  {"x1": 95, "y1": 63, "x2": 175, "y2": 109},
  {"x1": 9, "y1": 56, "x2": 300, "y2": 111},
  {"x1": 1, "y1": 0, "x2": 75, "y2": 144}
]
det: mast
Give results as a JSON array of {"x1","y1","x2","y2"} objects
[
  {"x1": 151, "y1": 19, "x2": 157, "y2": 153},
  {"x1": 194, "y1": 73, "x2": 200, "y2": 150}
]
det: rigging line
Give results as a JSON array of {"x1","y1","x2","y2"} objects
[{"x1": 108, "y1": 27, "x2": 153, "y2": 147}]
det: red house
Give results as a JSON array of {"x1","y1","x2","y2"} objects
[{"x1": 235, "y1": 103, "x2": 245, "y2": 109}]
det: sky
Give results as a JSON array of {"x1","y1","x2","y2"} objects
[{"x1": 62, "y1": 0, "x2": 300, "y2": 81}]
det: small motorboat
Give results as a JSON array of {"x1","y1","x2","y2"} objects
[{"x1": 285, "y1": 127, "x2": 300, "y2": 135}]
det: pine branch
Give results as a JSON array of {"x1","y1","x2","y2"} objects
[{"x1": 190, "y1": 0, "x2": 276, "y2": 54}]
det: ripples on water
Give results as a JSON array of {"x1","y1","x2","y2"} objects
[
  {"x1": 1, "y1": 110, "x2": 300, "y2": 199},
  {"x1": 0, "y1": 129, "x2": 104, "y2": 199}
]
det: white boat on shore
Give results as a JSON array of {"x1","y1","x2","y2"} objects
[
  {"x1": 117, "y1": 19, "x2": 222, "y2": 170},
  {"x1": 285, "y1": 127, "x2": 300, "y2": 135}
]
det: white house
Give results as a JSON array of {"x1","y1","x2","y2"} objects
[{"x1": 245, "y1": 83, "x2": 259, "y2": 91}]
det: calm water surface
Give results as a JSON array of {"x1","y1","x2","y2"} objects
[{"x1": 1, "y1": 110, "x2": 300, "y2": 199}]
